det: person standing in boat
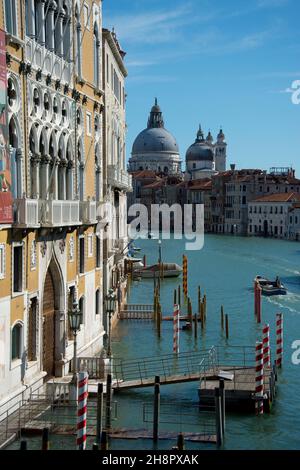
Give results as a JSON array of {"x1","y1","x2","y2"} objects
[{"x1": 275, "y1": 276, "x2": 281, "y2": 288}]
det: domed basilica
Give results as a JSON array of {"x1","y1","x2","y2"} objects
[
  {"x1": 128, "y1": 99, "x2": 227, "y2": 179},
  {"x1": 128, "y1": 99, "x2": 181, "y2": 175}
]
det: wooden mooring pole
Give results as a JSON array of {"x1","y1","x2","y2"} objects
[
  {"x1": 177, "y1": 433, "x2": 185, "y2": 451},
  {"x1": 105, "y1": 374, "x2": 112, "y2": 431},
  {"x1": 215, "y1": 388, "x2": 223, "y2": 447},
  {"x1": 20, "y1": 440, "x2": 27, "y2": 450},
  {"x1": 157, "y1": 303, "x2": 162, "y2": 337},
  {"x1": 100, "y1": 431, "x2": 108, "y2": 451},
  {"x1": 221, "y1": 306, "x2": 224, "y2": 330},
  {"x1": 96, "y1": 383, "x2": 103, "y2": 445},
  {"x1": 153, "y1": 377, "x2": 160, "y2": 443},
  {"x1": 194, "y1": 314, "x2": 198, "y2": 339},
  {"x1": 219, "y1": 379, "x2": 226, "y2": 435},
  {"x1": 178, "y1": 285, "x2": 181, "y2": 307},
  {"x1": 225, "y1": 314, "x2": 229, "y2": 339},
  {"x1": 41, "y1": 428, "x2": 50, "y2": 451}
]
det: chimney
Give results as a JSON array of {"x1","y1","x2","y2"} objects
[{"x1": 230, "y1": 164, "x2": 236, "y2": 172}]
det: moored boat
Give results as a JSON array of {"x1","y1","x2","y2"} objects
[
  {"x1": 254, "y1": 276, "x2": 287, "y2": 296},
  {"x1": 133, "y1": 263, "x2": 182, "y2": 279}
]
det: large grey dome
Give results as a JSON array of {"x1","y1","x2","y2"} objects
[
  {"x1": 132, "y1": 127, "x2": 179, "y2": 154},
  {"x1": 186, "y1": 127, "x2": 214, "y2": 162}
]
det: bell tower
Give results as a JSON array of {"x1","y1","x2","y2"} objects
[{"x1": 215, "y1": 128, "x2": 227, "y2": 172}]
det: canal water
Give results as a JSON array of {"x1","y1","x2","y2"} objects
[
  {"x1": 7, "y1": 235, "x2": 300, "y2": 450},
  {"x1": 110, "y1": 234, "x2": 300, "y2": 450}
]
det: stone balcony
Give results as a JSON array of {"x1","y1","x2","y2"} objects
[
  {"x1": 25, "y1": 37, "x2": 73, "y2": 85},
  {"x1": 13, "y1": 198, "x2": 40, "y2": 228},
  {"x1": 107, "y1": 166, "x2": 132, "y2": 192},
  {"x1": 80, "y1": 200, "x2": 97, "y2": 225},
  {"x1": 39, "y1": 200, "x2": 80, "y2": 227}
]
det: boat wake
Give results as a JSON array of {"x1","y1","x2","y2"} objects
[{"x1": 265, "y1": 295, "x2": 300, "y2": 314}]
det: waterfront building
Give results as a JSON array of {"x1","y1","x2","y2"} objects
[
  {"x1": 128, "y1": 99, "x2": 182, "y2": 175},
  {"x1": 0, "y1": 1, "x2": 131, "y2": 407},
  {"x1": 185, "y1": 179, "x2": 212, "y2": 231},
  {"x1": 102, "y1": 28, "x2": 132, "y2": 324},
  {"x1": 287, "y1": 204, "x2": 300, "y2": 241},
  {"x1": 212, "y1": 166, "x2": 300, "y2": 235},
  {"x1": 185, "y1": 127, "x2": 227, "y2": 180},
  {"x1": 248, "y1": 192, "x2": 300, "y2": 238}
]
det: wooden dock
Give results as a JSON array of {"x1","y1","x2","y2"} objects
[
  {"x1": 113, "y1": 373, "x2": 203, "y2": 391},
  {"x1": 118, "y1": 304, "x2": 154, "y2": 320},
  {"x1": 199, "y1": 366, "x2": 275, "y2": 412},
  {"x1": 108, "y1": 429, "x2": 217, "y2": 444}
]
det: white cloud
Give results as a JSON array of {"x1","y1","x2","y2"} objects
[{"x1": 257, "y1": 0, "x2": 289, "y2": 7}]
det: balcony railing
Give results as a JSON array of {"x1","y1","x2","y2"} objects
[
  {"x1": 13, "y1": 198, "x2": 39, "y2": 228},
  {"x1": 80, "y1": 200, "x2": 97, "y2": 225},
  {"x1": 25, "y1": 37, "x2": 73, "y2": 85},
  {"x1": 107, "y1": 166, "x2": 132, "y2": 191},
  {"x1": 39, "y1": 200, "x2": 80, "y2": 227}
]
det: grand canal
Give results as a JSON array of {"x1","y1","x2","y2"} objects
[
  {"x1": 7, "y1": 235, "x2": 300, "y2": 450},
  {"x1": 110, "y1": 234, "x2": 300, "y2": 450}
]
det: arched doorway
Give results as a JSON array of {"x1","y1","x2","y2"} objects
[
  {"x1": 42, "y1": 256, "x2": 65, "y2": 380},
  {"x1": 42, "y1": 270, "x2": 56, "y2": 379}
]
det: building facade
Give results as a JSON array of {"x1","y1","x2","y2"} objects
[
  {"x1": 0, "y1": 1, "x2": 130, "y2": 408},
  {"x1": 102, "y1": 28, "x2": 131, "y2": 328},
  {"x1": 248, "y1": 193, "x2": 300, "y2": 238}
]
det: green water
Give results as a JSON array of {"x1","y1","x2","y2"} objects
[
  {"x1": 111, "y1": 234, "x2": 300, "y2": 450},
  {"x1": 7, "y1": 235, "x2": 300, "y2": 450}
]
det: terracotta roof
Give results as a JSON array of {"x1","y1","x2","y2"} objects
[
  {"x1": 251, "y1": 192, "x2": 300, "y2": 203},
  {"x1": 142, "y1": 179, "x2": 166, "y2": 189},
  {"x1": 132, "y1": 170, "x2": 158, "y2": 179},
  {"x1": 188, "y1": 179, "x2": 212, "y2": 190}
]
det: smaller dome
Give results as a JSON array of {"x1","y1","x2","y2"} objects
[
  {"x1": 186, "y1": 126, "x2": 214, "y2": 162},
  {"x1": 186, "y1": 144, "x2": 214, "y2": 162}
]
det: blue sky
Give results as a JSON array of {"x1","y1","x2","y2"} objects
[{"x1": 103, "y1": 0, "x2": 300, "y2": 175}]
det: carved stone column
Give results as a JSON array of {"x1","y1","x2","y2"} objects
[
  {"x1": 55, "y1": 8, "x2": 65, "y2": 58},
  {"x1": 59, "y1": 158, "x2": 68, "y2": 200},
  {"x1": 40, "y1": 154, "x2": 51, "y2": 199},
  {"x1": 37, "y1": 0, "x2": 46, "y2": 46},
  {"x1": 30, "y1": 152, "x2": 41, "y2": 199},
  {"x1": 26, "y1": 0, "x2": 36, "y2": 39},
  {"x1": 46, "y1": 1, "x2": 57, "y2": 52}
]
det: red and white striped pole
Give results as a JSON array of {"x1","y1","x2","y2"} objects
[
  {"x1": 77, "y1": 371, "x2": 89, "y2": 450},
  {"x1": 173, "y1": 304, "x2": 180, "y2": 354},
  {"x1": 255, "y1": 341, "x2": 264, "y2": 415},
  {"x1": 262, "y1": 323, "x2": 271, "y2": 368},
  {"x1": 276, "y1": 313, "x2": 283, "y2": 368}
]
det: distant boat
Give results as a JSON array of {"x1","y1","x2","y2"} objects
[
  {"x1": 255, "y1": 276, "x2": 287, "y2": 296},
  {"x1": 133, "y1": 263, "x2": 183, "y2": 279}
]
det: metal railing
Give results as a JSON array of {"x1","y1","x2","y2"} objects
[
  {"x1": 119, "y1": 304, "x2": 154, "y2": 320},
  {"x1": 113, "y1": 349, "x2": 216, "y2": 387}
]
